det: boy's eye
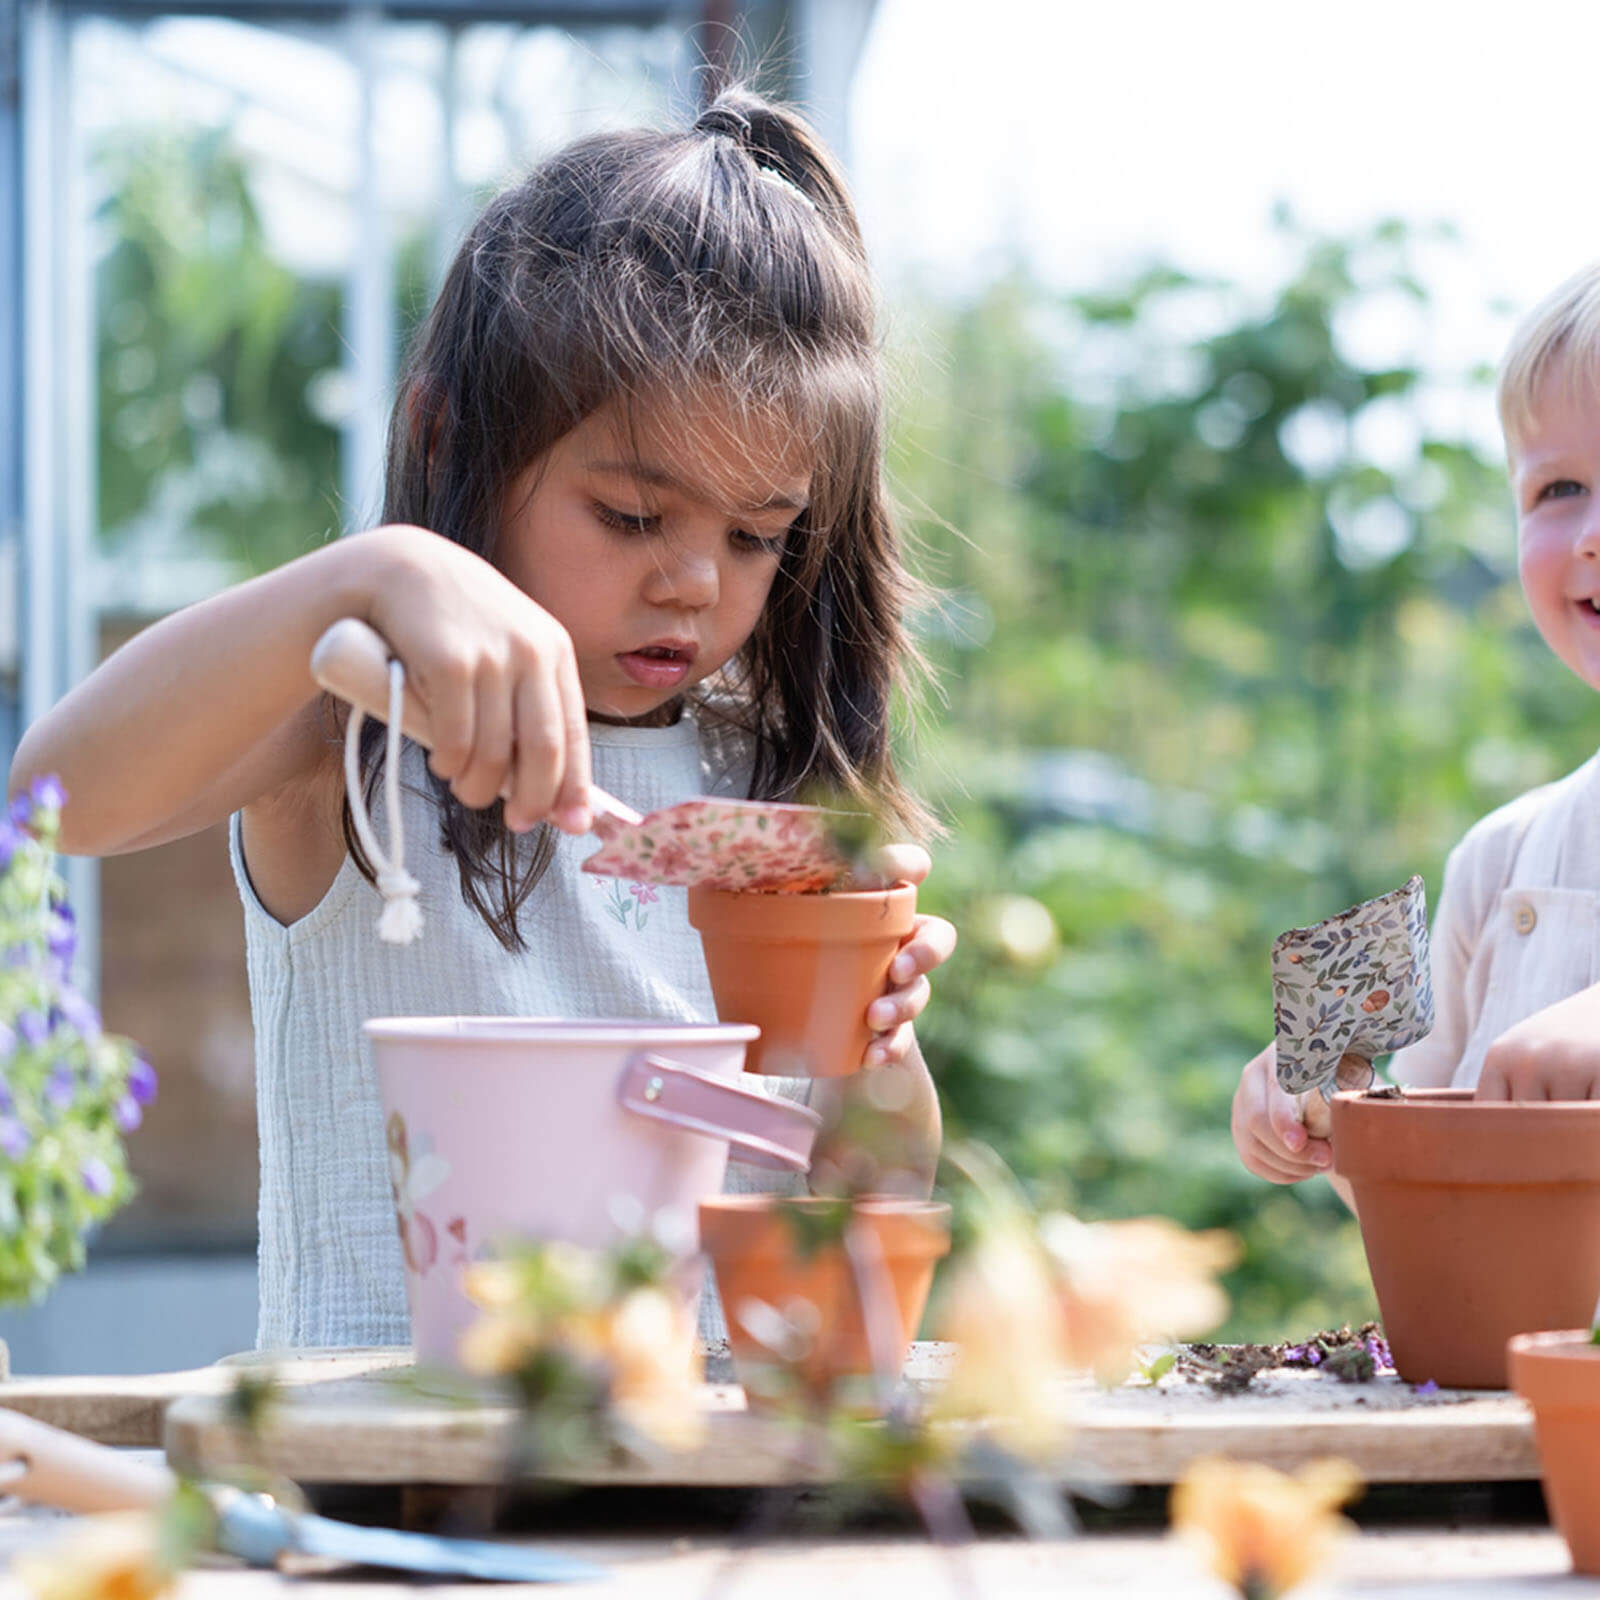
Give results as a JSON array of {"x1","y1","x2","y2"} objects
[
  {"x1": 593, "y1": 502, "x2": 659, "y2": 535},
  {"x1": 1536, "y1": 478, "x2": 1585, "y2": 504}
]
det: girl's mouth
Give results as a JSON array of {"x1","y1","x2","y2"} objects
[{"x1": 617, "y1": 645, "x2": 694, "y2": 688}]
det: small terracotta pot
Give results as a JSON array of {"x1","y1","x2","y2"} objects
[
  {"x1": 1333, "y1": 1089, "x2": 1600, "y2": 1387},
  {"x1": 1510, "y1": 1331, "x2": 1600, "y2": 1573},
  {"x1": 688, "y1": 883, "x2": 918, "y2": 1077},
  {"x1": 699, "y1": 1194, "x2": 951, "y2": 1408}
]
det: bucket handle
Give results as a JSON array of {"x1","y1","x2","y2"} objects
[{"x1": 616, "y1": 1053, "x2": 821, "y2": 1174}]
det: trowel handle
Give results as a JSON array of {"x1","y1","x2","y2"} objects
[
  {"x1": 310, "y1": 619, "x2": 641, "y2": 827},
  {"x1": 0, "y1": 1407, "x2": 175, "y2": 1512}
]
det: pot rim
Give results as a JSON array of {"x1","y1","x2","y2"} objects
[
  {"x1": 1334, "y1": 1087, "x2": 1600, "y2": 1111},
  {"x1": 688, "y1": 882, "x2": 917, "y2": 903},
  {"x1": 1509, "y1": 1329, "x2": 1600, "y2": 1408},
  {"x1": 364, "y1": 1017, "x2": 760, "y2": 1046},
  {"x1": 700, "y1": 1193, "x2": 951, "y2": 1221}
]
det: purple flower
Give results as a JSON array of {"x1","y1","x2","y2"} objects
[
  {"x1": 17, "y1": 1011, "x2": 47, "y2": 1048},
  {"x1": 80, "y1": 1157, "x2": 112, "y2": 1198},
  {"x1": 0, "y1": 822, "x2": 22, "y2": 874},
  {"x1": 1414, "y1": 1378, "x2": 1439, "y2": 1395},
  {"x1": 29, "y1": 776, "x2": 66, "y2": 814},
  {"x1": 112, "y1": 1094, "x2": 142, "y2": 1134},
  {"x1": 52, "y1": 988, "x2": 99, "y2": 1042},
  {"x1": 0, "y1": 1023, "x2": 16, "y2": 1061},
  {"x1": 8, "y1": 794, "x2": 31, "y2": 828},
  {"x1": 0, "y1": 1118, "x2": 28, "y2": 1159},
  {"x1": 45, "y1": 1065, "x2": 75, "y2": 1111},
  {"x1": 47, "y1": 907, "x2": 76, "y2": 966},
  {"x1": 0, "y1": 1076, "x2": 13, "y2": 1114},
  {"x1": 127, "y1": 1055, "x2": 157, "y2": 1106}
]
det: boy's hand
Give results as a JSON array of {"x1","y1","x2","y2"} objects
[
  {"x1": 858, "y1": 843, "x2": 957, "y2": 1070},
  {"x1": 1232, "y1": 1041, "x2": 1340, "y2": 1183},
  {"x1": 1477, "y1": 984, "x2": 1600, "y2": 1101}
]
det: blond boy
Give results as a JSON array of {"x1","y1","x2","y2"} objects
[{"x1": 1236, "y1": 264, "x2": 1600, "y2": 1186}]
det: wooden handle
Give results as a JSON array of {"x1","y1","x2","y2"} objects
[
  {"x1": 0, "y1": 1407, "x2": 174, "y2": 1512},
  {"x1": 310, "y1": 619, "x2": 641, "y2": 827}
]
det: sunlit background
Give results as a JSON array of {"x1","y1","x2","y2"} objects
[{"x1": 4, "y1": 0, "x2": 1597, "y2": 1369}]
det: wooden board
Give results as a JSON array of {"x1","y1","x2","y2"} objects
[
  {"x1": 0, "y1": 1349, "x2": 411, "y2": 1447},
  {"x1": 163, "y1": 1345, "x2": 1541, "y2": 1488}
]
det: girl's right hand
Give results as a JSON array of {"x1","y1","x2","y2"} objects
[
  {"x1": 1231, "y1": 1041, "x2": 1336, "y2": 1184},
  {"x1": 361, "y1": 525, "x2": 593, "y2": 836}
]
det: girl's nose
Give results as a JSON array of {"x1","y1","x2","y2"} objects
[{"x1": 645, "y1": 548, "x2": 719, "y2": 609}]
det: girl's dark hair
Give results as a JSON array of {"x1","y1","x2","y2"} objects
[{"x1": 345, "y1": 85, "x2": 931, "y2": 951}]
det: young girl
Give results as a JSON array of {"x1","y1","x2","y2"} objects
[
  {"x1": 1234, "y1": 260, "x2": 1600, "y2": 1189},
  {"x1": 11, "y1": 87, "x2": 955, "y2": 1349}
]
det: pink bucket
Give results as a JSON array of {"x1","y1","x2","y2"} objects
[{"x1": 364, "y1": 1017, "x2": 821, "y2": 1368}]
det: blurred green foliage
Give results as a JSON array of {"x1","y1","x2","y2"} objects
[{"x1": 896, "y1": 223, "x2": 1599, "y2": 1339}]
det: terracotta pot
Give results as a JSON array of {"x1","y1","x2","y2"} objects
[
  {"x1": 1333, "y1": 1089, "x2": 1600, "y2": 1387},
  {"x1": 1510, "y1": 1331, "x2": 1600, "y2": 1573},
  {"x1": 699, "y1": 1194, "x2": 951, "y2": 1407},
  {"x1": 687, "y1": 883, "x2": 917, "y2": 1077}
]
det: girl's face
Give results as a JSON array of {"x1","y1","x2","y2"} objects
[
  {"x1": 498, "y1": 398, "x2": 812, "y2": 723},
  {"x1": 1514, "y1": 361, "x2": 1600, "y2": 695}
]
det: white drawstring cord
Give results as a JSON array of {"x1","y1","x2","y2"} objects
[{"x1": 343, "y1": 658, "x2": 423, "y2": 945}]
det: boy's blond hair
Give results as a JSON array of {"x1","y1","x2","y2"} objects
[{"x1": 1499, "y1": 262, "x2": 1600, "y2": 451}]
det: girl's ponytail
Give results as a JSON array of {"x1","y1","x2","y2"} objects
[{"x1": 692, "y1": 85, "x2": 865, "y2": 255}]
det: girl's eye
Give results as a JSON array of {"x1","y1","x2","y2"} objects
[
  {"x1": 593, "y1": 502, "x2": 659, "y2": 535},
  {"x1": 1536, "y1": 478, "x2": 1585, "y2": 505},
  {"x1": 732, "y1": 527, "x2": 789, "y2": 557}
]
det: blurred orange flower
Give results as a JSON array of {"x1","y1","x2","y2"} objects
[
  {"x1": 931, "y1": 1218, "x2": 1075, "y2": 1460},
  {"x1": 1171, "y1": 1455, "x2": 1361, "y2": 1599},
  {"x1": 14, "y1": 1512, "x2": 178, "y2": 1600},
  {"x1": 1041, "y1": 1213, "x2": 1237, "y2": 1384}
]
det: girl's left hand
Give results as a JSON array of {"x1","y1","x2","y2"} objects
[{"x1": 860, "y1": 843, "x2": 957, "y2": 1069}]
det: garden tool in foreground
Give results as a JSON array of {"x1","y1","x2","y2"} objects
[
  {"x1": 0, "y1": 1407, "x2": 601, "y2": 1582},
  {"x1": 1271, "y1": 874, "x2": 1436, "y2": 1105}
]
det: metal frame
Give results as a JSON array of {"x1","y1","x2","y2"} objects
[{"x1": 1, "y1": 0, "x2": 875, "y2": 1001}]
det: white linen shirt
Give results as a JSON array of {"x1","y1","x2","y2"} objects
[{"x1": 1389, "y1": 748, "x2": 1600, "y2": 1089}]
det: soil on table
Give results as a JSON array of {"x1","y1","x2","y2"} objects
[{"x1": 1176, "y1": 1322, "x2": 1401, "y2": 1395}]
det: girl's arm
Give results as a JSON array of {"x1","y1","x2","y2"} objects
[{"x1": 9, "y1": 525, "x2": 593, "y2": 857}]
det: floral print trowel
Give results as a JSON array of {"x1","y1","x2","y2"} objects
[
  {"x1": 1271, "y1": 875, "x2": 1435, "y2": 1098},
  {"x1": 311, "y1": 620, "x2": 854, "y2": 940}
]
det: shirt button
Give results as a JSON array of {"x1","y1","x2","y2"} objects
[{"x1": 1513, "y1": 902, "x2": 1538, "y2": 935}]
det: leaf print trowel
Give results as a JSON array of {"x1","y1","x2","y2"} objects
[
  {"x1": 1272, "y1": 875, "x2": 1436, "y2": 1099},
  {"x1": 311, "y1": 619, "x2": 853, "y2": 909}
]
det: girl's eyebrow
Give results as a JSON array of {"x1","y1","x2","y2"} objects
[{"x1": 585, "y1": 457, "x2": 810, "y2": 514}]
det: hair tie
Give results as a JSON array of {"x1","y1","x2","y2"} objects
[
  {"x1": 694, "y1": 103, "x2": 752, "y2": 143},
  {"x1": 343, "y1": 659, "x2": 423, "y2": 945}
]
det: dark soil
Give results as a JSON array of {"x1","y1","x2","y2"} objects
[{"x1": 1177, "y1": 1322, "x2": 1393, "y2": 1394}]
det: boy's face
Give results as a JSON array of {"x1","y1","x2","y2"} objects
[
  {"x1": 497, "y1": 396, "x2": 811, "y2": 724},
  {"x1": 1513, "y1": 365, "x2": 1600, "y2": 694}
]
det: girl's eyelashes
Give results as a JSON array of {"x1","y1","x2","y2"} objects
[
  {"x1": 592, "y1": 499, "x2": 789, "y2": 556},
  {"x1": 592, "y1": 501, "x2": 659, "y2": 535},
  {"x1": 731, "y1": 527, "x2": 789, "y2": 557}
]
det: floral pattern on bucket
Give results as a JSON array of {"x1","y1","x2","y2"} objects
[
  {"x1": 1271, "y1": 874, "x2": 1434, "y2": 1097},
  {"x1": 582, "y1": 798, "x2": 853, "y2": 894}
]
